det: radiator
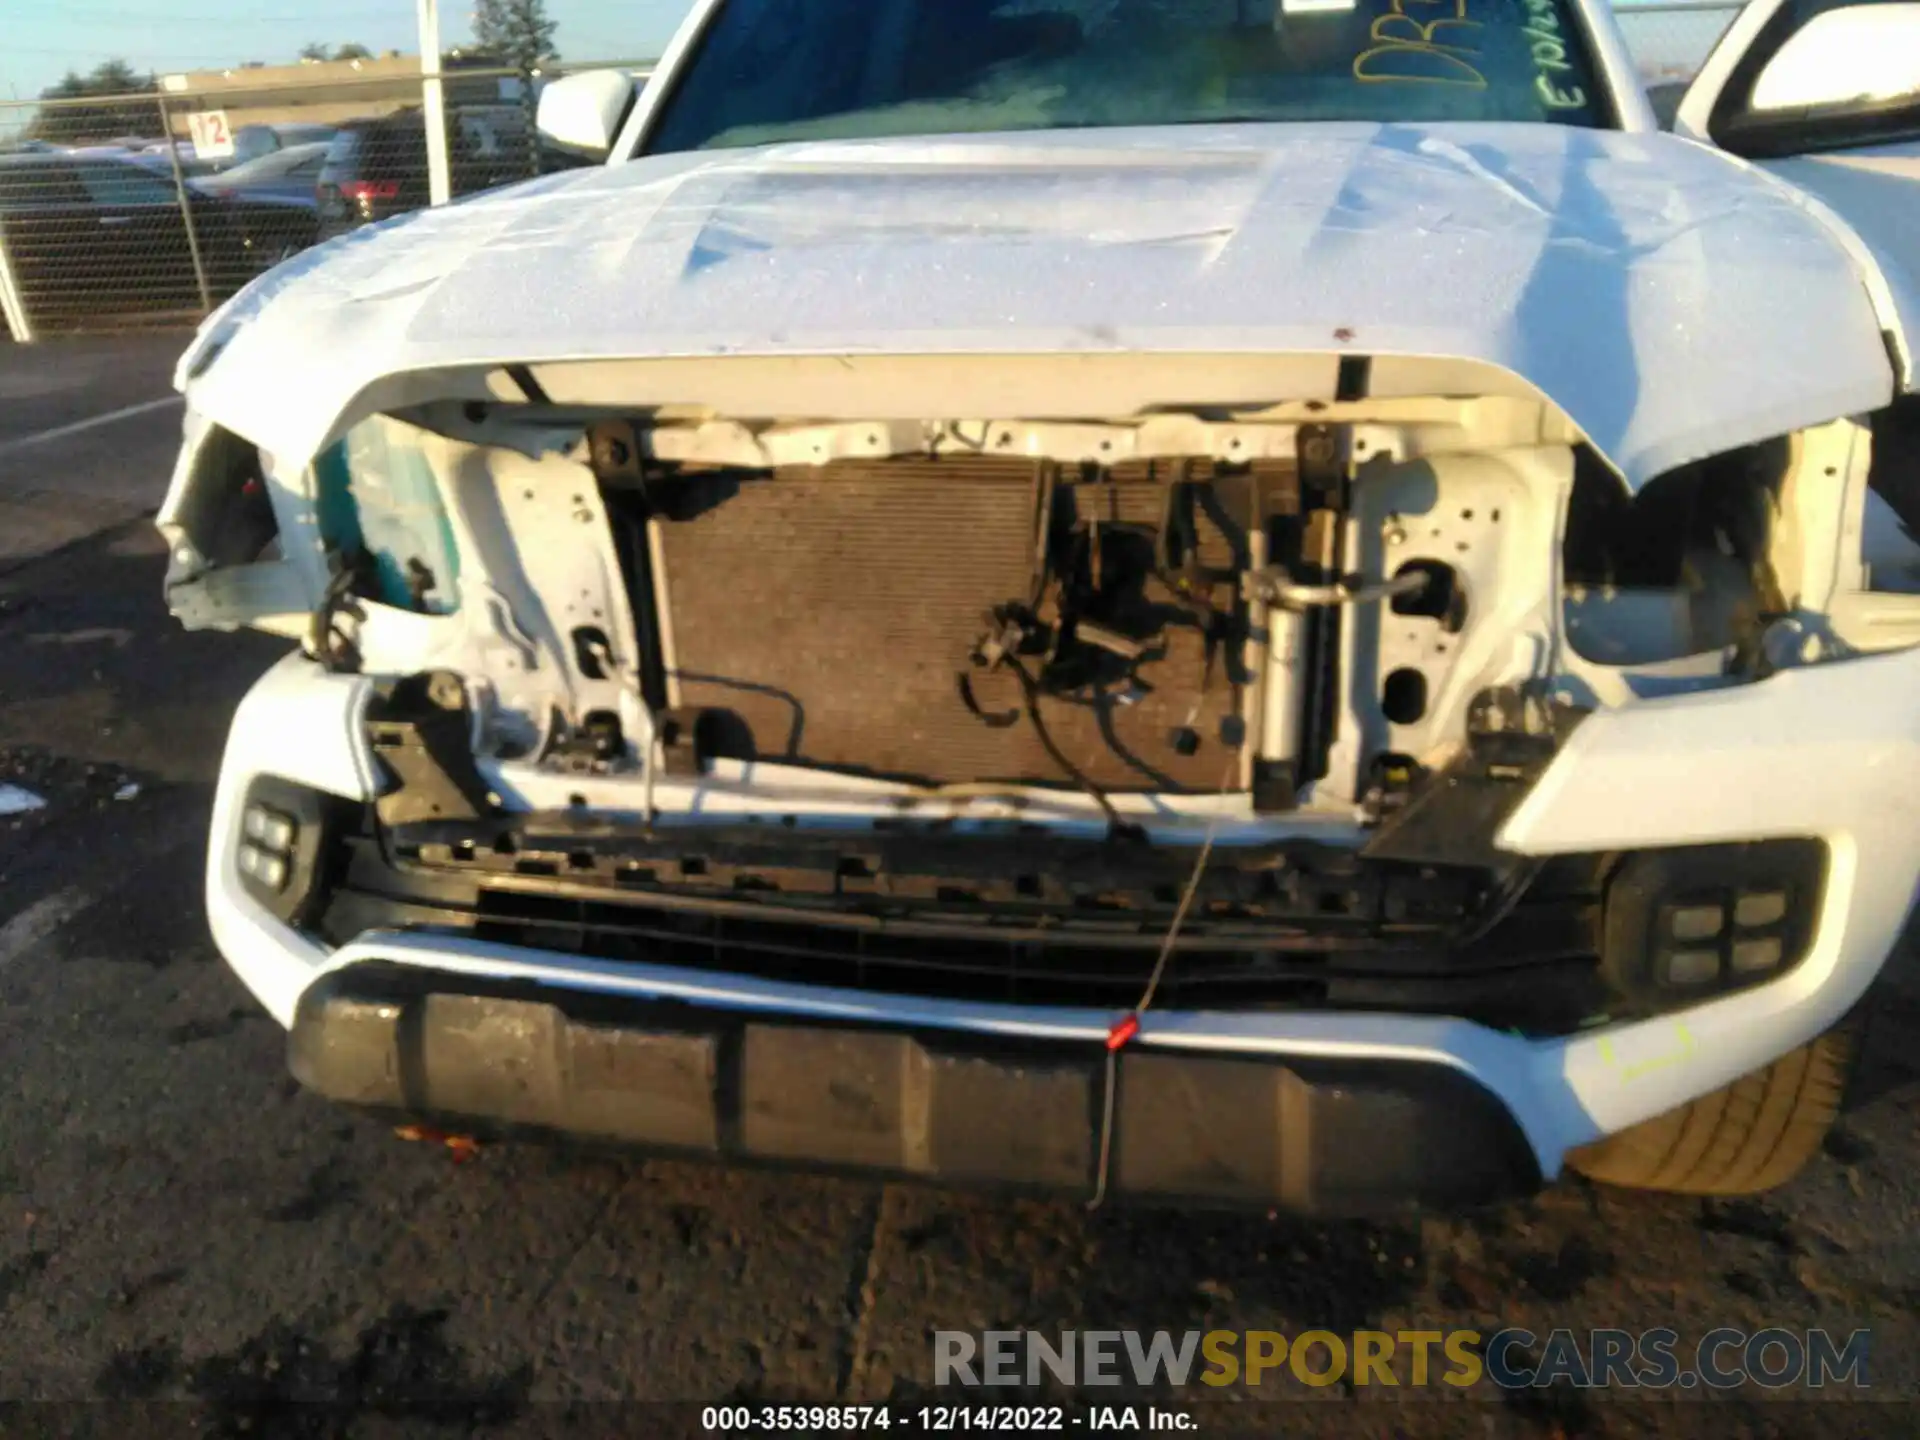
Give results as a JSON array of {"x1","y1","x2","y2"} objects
[{"x1": 649, "y1": 455, "x2": 1264, "y2": 791}]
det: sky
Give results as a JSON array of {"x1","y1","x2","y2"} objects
[
  {"x1": 3, "y1": 0, "x2": 1741, "y2": 107},
  {"x1": 3, "y1": 0, "x2": 698, "y2": 103}
]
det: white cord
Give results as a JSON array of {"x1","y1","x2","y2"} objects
[{"x1": 1087, "y1": 760, "x2": 1234, "y2": 1210}]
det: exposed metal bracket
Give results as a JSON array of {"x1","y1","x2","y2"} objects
[{"x1": 165, "y1": 559, "x2": 310, "y2": 632}]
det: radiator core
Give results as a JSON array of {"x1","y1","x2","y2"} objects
[{"x1": 649, "y1": 455, "x2": 1266, "y2": 792}]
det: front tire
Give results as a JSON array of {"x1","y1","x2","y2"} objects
[{"x1": 1564, "y1": 1024, "x2": 1855, "y2": 1196}]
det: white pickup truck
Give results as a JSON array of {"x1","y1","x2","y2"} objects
[{"x1": 158, "y1": 0, "x2": 1920, "y2": 1212}]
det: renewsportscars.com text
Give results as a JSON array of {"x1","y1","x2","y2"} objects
[{"x1": 935, "y1": 1327, "x2": 1870, "y2": 1391}]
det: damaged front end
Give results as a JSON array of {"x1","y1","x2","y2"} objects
[{"x1": 157, "y1": 353, "x2": 1920, "y2": 1043}]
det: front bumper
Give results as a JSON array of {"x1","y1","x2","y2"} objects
[
  {"x1": 206, "y1": 651, "x2": 1920, "y2": 1206},
  {"x1": 293, "y1": 964, "x2": 1538, "y2": 1213}
]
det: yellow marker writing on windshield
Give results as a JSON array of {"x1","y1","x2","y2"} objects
[{"x1": 1353, "y1": 0, "x2": 1487, "y2": 87}]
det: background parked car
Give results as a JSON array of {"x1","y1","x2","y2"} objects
[
  {"x1": 0, "y1": 151, "x2": 316, "y2": 325},
  {"x1": 315, "y1": 108, "x2": 527, "y2": 239},
  {"x1": 135, "y1": 139, "x2": 224, "y2": 177},
  {"x1": 191, "y1": 142, "x2": 330, "y2": 208},
  {"x1": 230, "y1": 122, "x2": 338, "y2": 166}
]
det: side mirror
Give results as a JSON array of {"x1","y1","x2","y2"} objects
[
  {"x1": 1750, "y1": 3, "x2": 1920, "y2": 114},
  {"x1": 535, "y1": 70, "x2": 638, "y2": 160}
]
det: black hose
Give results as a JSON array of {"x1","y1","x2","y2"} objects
[{"x1": 1006, "y1": 653, "x2": 1141, "y2": 842}]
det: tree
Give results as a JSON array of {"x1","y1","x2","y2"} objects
[
  {"x1": 298, "y1": 41, "x2": 369, "y2": 63},
  {"x1": 472, "y1": 0, "x2": 559, "y2": 72},
  {"x1": 28, "y1": 59, "x2": 157, "y2": 145},
  {"x1": 472, "y1": 0, "x2": 559, "y2": 174}
]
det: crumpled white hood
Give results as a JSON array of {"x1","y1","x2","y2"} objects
[{"x1": 182, "y1": 120, "x2": 1897, "y2": 486}]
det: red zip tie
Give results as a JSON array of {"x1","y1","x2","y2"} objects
[{"x1": 1106, "y1": 1013, "x2": 1141, "y2": 1051}]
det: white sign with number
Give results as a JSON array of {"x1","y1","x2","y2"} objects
[{"x1": 187, "y1": 110, "x2": 235, "y2": 159}]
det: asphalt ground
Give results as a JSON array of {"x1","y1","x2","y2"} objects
[
  {"x1": 2, "y1": 338, "x2": 1920, "y2": 1439},
  {"x1": 0, "y1": 335, "x2": 187, "y2": 566}
]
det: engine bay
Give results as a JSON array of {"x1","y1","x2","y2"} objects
[{"x1": 157, "y1": 374, "x2": 1920, "y2": 836}]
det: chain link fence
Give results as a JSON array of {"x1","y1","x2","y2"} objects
[
  {"x1": 0, "y1": 88, "x2": 281, "y2": 336},
  {"x1": 1614, "y1": 1, "x2": 1748, "y2": 123},
  {"x1": 0, "y1": 59, "x2": 652, "y2": 342},
  {"x1": 0, "y1": 5, "x2": 1742, "y2": 342}
]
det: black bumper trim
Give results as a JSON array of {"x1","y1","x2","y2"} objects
[{"x1": 290, "y1": 964, "x2": 1542, "y2": 1215}]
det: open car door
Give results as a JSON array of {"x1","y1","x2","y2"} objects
[{"x1": 1675, "y1": 0, "x2": 1920, "y2": 391}]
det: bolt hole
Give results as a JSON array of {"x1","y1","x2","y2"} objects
[
  {"x1": 1490, "y1": 508, "x2": 1501, "y2": 522},
  {"x1": 1461, "y1": 508, "x2": 1474, "y2": 520},
  {"x1": 1382, "y1": 668, "x2": 1428, "y2": 725},
  {"x1": 1390, "y1": 560, "x2": 1467, "y2": 633}
]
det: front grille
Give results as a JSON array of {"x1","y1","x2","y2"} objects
[
  {"x1": 320, "y1": 825, "x2": 1609, "y2": 1033},
  {"x1": 460, "y1": 888, "x2": 1599, "y2": 1019},
  {"x1": 391, "y1": 815, "x2": 1500, "y2": 938},
  {"x1": 475, "y1": 889, "x2": 1339, "y2": 1008}
]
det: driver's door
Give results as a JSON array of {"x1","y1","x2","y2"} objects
[{"x1": 1676, "y1": 0, "x2": 1920, "y2": 391}]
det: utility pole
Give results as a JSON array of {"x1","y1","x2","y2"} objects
[{"x1": 417, "y1": 0, "x2": 452, "y2": 206}]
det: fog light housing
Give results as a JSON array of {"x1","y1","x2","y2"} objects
[
  {"x1": 1659, "y1": 948, "x2": 1722, "y2": 987},
  {"x1": 239, "y1": 841, "x2": 290, "y2": 892},
  {"x1": 244, "y1": 805, "x2": 297, "y2": 854},
  {"x1": 1603, "y1": 841, "x2": 1825, "y2": 1011},
  {"x1": 235, "y1": 777, "x2": 335, "y2": 925}
]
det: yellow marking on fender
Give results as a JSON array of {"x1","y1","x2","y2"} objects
[{"x1": 1598, "y1": 1023, "x2": 1700, "y2": 1082}]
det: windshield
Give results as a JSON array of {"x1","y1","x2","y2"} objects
[{"x1": 645, "y1": 0, "x2": 1607, "y2": 153}]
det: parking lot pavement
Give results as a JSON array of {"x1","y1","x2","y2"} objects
[
  {"x1": 2, "y1": 340, "x2": 1919, "y2": 1436},
  {"x1": 0, "y1": 334, "x2": 187, "y2": 567}
]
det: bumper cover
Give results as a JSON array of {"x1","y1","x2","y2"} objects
[
  {"x1": 291, "y1": 963, "x2": 1540, "y2": 1213},
  {"x1": 209, "y1": 649, "x2": 1920, "y2": 1195}
]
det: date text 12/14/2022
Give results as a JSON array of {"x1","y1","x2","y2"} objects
[{"x1": 700, "y1": 1406, "x2": 1197, "y2": 1432}]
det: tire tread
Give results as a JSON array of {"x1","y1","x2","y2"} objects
[{"x1": 1565, "y1": 1026, "x2": 1854, "y2": 1197}]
